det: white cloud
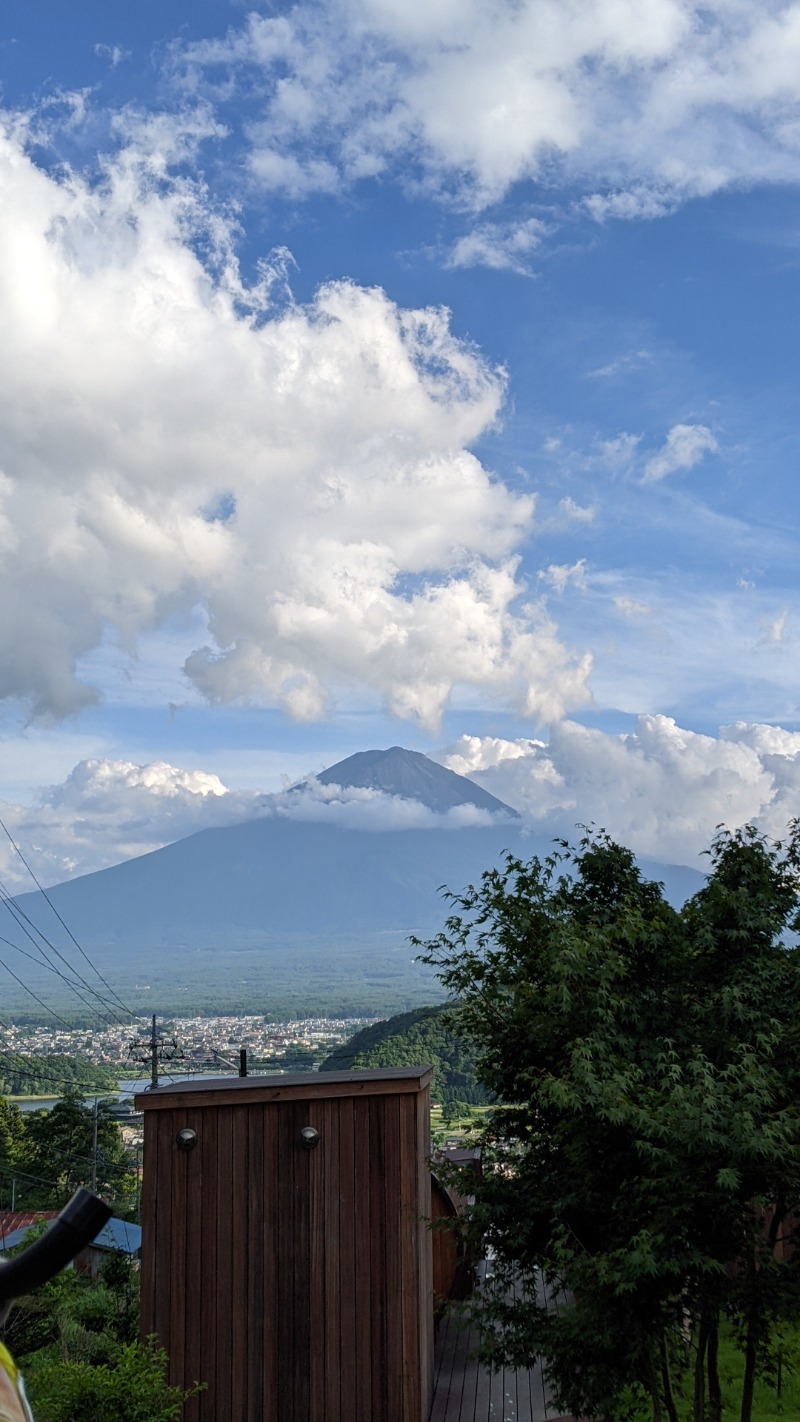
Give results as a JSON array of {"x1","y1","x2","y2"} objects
[
  {"x1": 438, "y1": 714, "x2": 800, "y2": 864},
  {"x1": 613, "y1": 595, "x2": 652, "y2": 617},
  {"x1": 272, "y1": 775, "x2": 510, "y2": 831},
  {"x1": 587, "y1": 349, "x2": 654, "y2": 379},
  {"x1": 558, "y1": 496, "x2": 595, "y2": 524},
  {"x1": 759, "y1": 608, "x2": 790, "y2": 645},
  {"x1": 0, "y1": 759, "x2": 268, "y2": 889},
  {"x1": 597, "y1": 432, "x2": 642, "y2": 470},
  {"x1": 94, "y1": 45, "x2": 129, "y2": 69},
  {"x1": 643, "y1": 424, "x2": 719, "y2": 483},
  {"x1": 9, "y1": 713, "x2": 800, "y2": 886},
  {"x1": 538, "y1": 560, "x2": 588, "y2": 595},
  {"x1": 446, "y1": 218, "x2": 548, "y2": 274},
  {"x1": 582, "y1": 188, "x2": 677, "y2": 223},
  {"x1": 175, "y1": 1, "x2": 800, "y2": 211},
  {"x1": 0, "y1": 113, "x2": 591, "y2": 730}
]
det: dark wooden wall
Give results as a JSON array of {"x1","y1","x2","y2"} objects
[
  {"x1": 138, "y1": 1069, "x2": 433, "y2": 1422},
  {"x1": 431, "y1": 1176, "x2": 459, "y2": 1309}
]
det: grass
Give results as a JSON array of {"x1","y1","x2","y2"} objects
[
  {"x1": 701, "y1": 1326, "x2": 800, "y2": 1421},
  {"x1": 633, "y1": 1323, "x2": 800, "y2": 1421}
]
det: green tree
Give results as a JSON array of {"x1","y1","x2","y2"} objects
[
  {"x1": 320, "y1": 1004, "x2": 489, "y2": 1106},
  {"x1": 0, "y1": 1097, "x2": 28, "y2": 1205},
  {"x1": 22, "y1": 1092, "x2": 132, "y2": 1207},
  {"x1": 24, "y1": 1339, "x2": 203, "y2": 1422},
  {"x1": 419, "y1": 827, "x2": 800, "y2": 1422}
]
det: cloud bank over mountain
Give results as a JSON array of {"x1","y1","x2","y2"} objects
[{"x1": 3, "y1": 720, "x2": 800, "y2": 889}]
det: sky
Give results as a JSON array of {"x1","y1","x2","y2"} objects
[{"x1": 1, "y1": 0, "x2": 800, "y2": 886}]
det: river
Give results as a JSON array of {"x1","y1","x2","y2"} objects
[{"x1": 10, "y1": 1072, "x2": 232, "y2": 1113}]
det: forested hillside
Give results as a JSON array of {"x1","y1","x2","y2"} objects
[
  {"x1": 0, "y1": 1055, "x2": 117, "y2": 1097},
  {"x1": 319, "y1": 1005, "x2": 489, "y2": 1106}
]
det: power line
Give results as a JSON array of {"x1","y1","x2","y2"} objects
[
  {"x1": 0, "y1": 876, "x2": 133, "y2": 1029},
  {"x1": 0, "y1": 926, "x2": 118, "y2": 1029},
  {"x1": 0, "y1": 956, "x2": 78, "y2": 1031},
  {"x1": 0, "y1": 815, "x2": 148, "y2": 1027}
]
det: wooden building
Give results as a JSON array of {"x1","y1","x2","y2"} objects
[{"x1": 137, "y1": 1067, "x2": 434, "y2": 1422}]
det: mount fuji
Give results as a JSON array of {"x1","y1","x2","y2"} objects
[{"x1": 4, "y1": 749, "x2": 702, "y2": 1017}]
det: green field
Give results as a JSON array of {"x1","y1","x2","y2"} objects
[{"x1": 642, "y1": 1324, "x2": 800, "y2": 1422}]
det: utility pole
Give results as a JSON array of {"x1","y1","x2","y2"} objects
[
  {"x1": 128, "y1": 1015, "x2": 183, "y2": 1089},
  {"x1": 134, "y1": 1142, "x2": 141, "y2": 1222},
  {"x1": 91, "y1": 1096, "x2": 98, "y2": 1194},
  {"x1": 149, "y1": 1014, "x2": 157, "y2": 1091}
]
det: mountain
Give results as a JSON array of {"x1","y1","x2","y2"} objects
[
  {"x1": 4, "y1": 748, "x2": 704, "y2": 1017},
  {"x1": 311, "y1": 746, "x2": 519, "y2": 817}
]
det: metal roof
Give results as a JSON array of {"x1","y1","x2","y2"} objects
[{"x1": 0, "y1": 1215, "x2": 141, "y2": 1256}]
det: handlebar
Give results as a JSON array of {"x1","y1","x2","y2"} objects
[{"x1": 0, "y1": 1189, "x2": 112, "y2": 1302}]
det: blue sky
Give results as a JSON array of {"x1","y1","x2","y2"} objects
[{"x1": 2, "y1": 0, "x2": 800, "y2": 884}]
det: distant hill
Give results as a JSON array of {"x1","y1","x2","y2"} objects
[
  {"x1": 312, "y1": 746, "x2": 519, "y2": 817},
  {"x1": 320, "y1": 1005, "x2": 489, "y2": 1106}
]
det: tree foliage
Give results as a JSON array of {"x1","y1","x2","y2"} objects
[
  {"x1": 24, "y1": 1339, "x2": 202, "y2": 1422},
  {"x1": 419, "y1": 827, "x2": 800, "y2": 1422},
  {"x1": 0, "y1": 1057, "x2": 116, "y2": 1098},
  {"x1": 320, "y1": 1004, "x2": 489, "y2": 1105},
  {"x1": 22, "y1": 1092, "x2": 132, "y2": 1208},
  {"x1": 0, "y1": 1090, "x2": 134, "y2": 1212}
]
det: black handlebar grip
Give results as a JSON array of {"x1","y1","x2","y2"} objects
[{"x1": 0, "y1": 1189, "x2": 113, "y2": 1302}]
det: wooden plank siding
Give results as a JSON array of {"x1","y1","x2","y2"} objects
[{"x1": 137, "y1": 1068, "x2": 434, "y2": 1422}]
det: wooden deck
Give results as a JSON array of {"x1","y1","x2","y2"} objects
[{"x1": 428, "y1": 1265, "x2": 575, "y2": 1422}]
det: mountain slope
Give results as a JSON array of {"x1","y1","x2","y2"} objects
[{"x1": 313, "y1": 746, "x2": 519, "y2": 817}]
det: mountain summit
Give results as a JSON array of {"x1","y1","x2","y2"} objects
[{"x1": 312, "y1": 746, "x2": 519, "y2": 818}]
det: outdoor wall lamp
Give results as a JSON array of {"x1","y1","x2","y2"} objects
[
  {"x1": 298, "y1": 1126, "x2": 320, "y2": 1150},
  {"x1": 176, "y1": 1127, "x2": 198, "y2": 1152}
]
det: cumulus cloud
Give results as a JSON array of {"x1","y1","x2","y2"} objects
[
  {"x1": 643, "y1": 423, "x2": 719, "y2": 483},
  {"x1": 0, "y1": 759, "x2": 268, "y2": 889},
  {"x1": 0, "y1": 112, "x2": 590, "y2": 729},
  {"x1": 175, "y1": 0, "x2": 800, "y2": 211},
  {"x1": 582, "y1": 188, "x2": 678, "y2": 223},
  {"x1": 438, "y1": 716, "x2": 800, "y2": 865}
]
